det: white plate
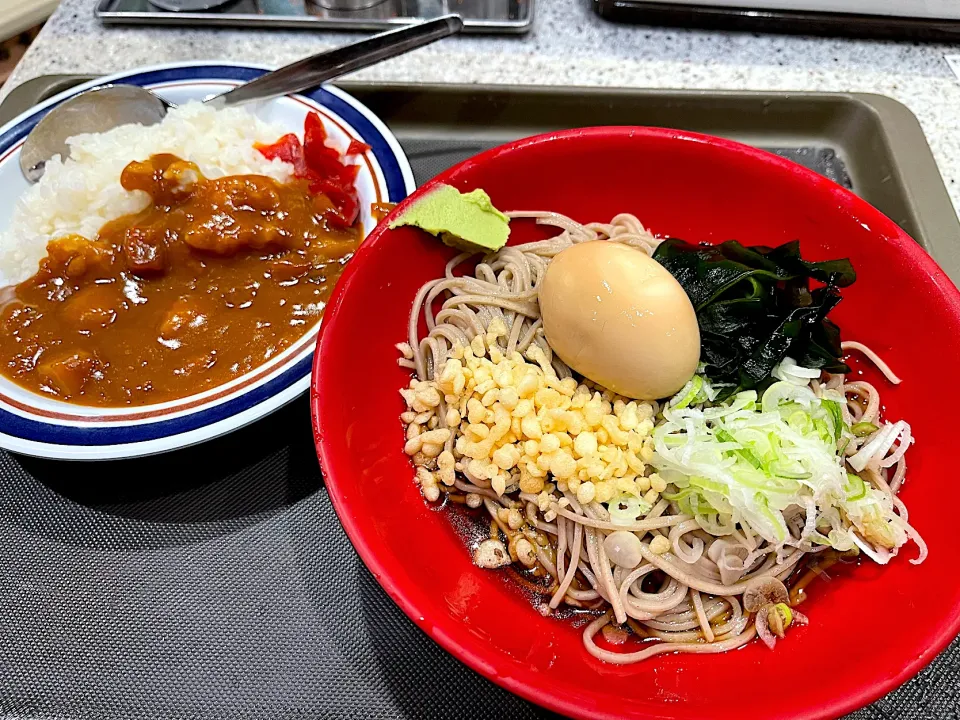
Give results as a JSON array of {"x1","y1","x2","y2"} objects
[{"x1": 0, "y1": 61, "x2": 415, "y2": 460}]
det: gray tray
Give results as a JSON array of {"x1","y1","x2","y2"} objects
[{"x1": 0, "y1": 77, "x2": 958, "y2": 720}]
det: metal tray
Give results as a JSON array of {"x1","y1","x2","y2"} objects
[
  {"x1": 95, "y1": 0, "x2": 535, "y2": 34},
  {"x1": 0, "y1": 77, "x2": 958, "y2": 720}
]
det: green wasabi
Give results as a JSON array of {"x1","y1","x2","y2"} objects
[{"x1": 388, "y1": 183, "x2": 510, "y2": 253}]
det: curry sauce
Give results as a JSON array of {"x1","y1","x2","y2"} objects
[{"x1": 0, "y1": 154, "x2": 362, "y2": 406}]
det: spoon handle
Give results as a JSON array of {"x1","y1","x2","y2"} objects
[{"x1": 205, "y1": 14, "x2": 463, "y2": 109}]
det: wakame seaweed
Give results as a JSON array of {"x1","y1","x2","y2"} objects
[{"x1": 652, "y1": 239, "x2": 856, "y2": 397}]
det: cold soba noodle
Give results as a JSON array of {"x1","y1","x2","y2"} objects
[{"x1": 398, "y1": 212, "x2": 924, "y2": 664}]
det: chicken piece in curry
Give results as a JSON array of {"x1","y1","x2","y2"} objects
[{"x1": 0, "y1": 154, "x2": 362, "y2": 406}]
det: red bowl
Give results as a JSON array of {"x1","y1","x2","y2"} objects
[{"x1": 311, "y1": 127, "x2": 960, "y2": 720}]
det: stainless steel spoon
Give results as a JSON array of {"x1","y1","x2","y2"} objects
[{"x1": 19, "y1": 13, "x2": 463, "y2": 183}]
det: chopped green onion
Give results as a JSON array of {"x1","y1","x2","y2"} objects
[
  {"x1": 671, "y1": 375, "x2": 703, "y2": 410},
  {"x1": 714, "y1": 428, "x2": 763, "y2": 469},
  {"x1": 822, "y1": 399, "x2": 845, "y2": 441},
  {"x1": 754, "y1": 492, "x2": 787, "y2": 543},
  {"x1": 607, "y1": 493, "x2": 652, "y2": 525},
  {"x1": 844, "y1": 472, "x2": 867, "y2": 501},
  {"x1": 788, "y1": 411, "x2": 813, "y2": 434},
  {"x1": 689, "y1": 475, "x2": 727, "y2": 494},
  {"x1": 809, "y1": 532, "x2": 833, "y2": 546},
  {"x1": 651, "y1": 358, "x2": 912, "y2": 556},
  {"x1": 813, "y1": 417, "x2": 833, "y2": 444},
  {"x1": 768, "y1": 463, "x2": 811, "y2": 480},
  {"x1": 773, "y1": 602, "x2": 793, "y2": 627}
]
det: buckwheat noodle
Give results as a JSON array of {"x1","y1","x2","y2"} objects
[{"x1": 401, "y1": 211, "x2": 923, "y2": 663}]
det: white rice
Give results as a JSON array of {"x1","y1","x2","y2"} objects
[{"x1": 0, "y1": 101, "x2": 295, "y2": 286}]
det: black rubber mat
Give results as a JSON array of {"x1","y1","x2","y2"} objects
[
  {"x1": 0, "y1": 398, "x2": 552, "y2": 720},
  {"x1": 1, "y1": 141, "x2": 955, "y2": 720}
]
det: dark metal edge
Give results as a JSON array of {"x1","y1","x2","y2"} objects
[{"x1": 594, "y1": 0, "x2": 960, "y2": 41}]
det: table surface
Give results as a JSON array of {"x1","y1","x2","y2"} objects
[{"x1": 1, "y1": 1, "x2": 960, "y2": 718}]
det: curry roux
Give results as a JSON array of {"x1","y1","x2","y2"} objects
[{"x1": 0, "y1": 154, "x2": 362, "y2": 406}]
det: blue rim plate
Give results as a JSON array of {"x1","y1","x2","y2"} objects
[{"x1": 0, "y1": 61, "x2": 415, "y2": 460}]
